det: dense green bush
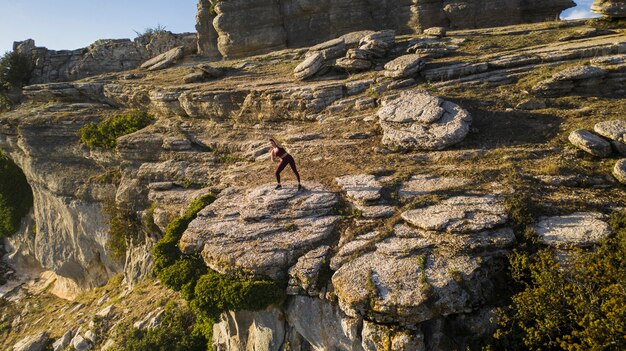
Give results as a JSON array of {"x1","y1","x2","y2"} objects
[
  {"x1": 117, "y1": 301, "x2": 207, "y2": 351},
  {"x1": 492, "y1": 211, "x2": 626, "y2": 350},
  {"x1": 152, "y1": 193, "x2": 286, "y2": 347},
  {"x1": 104, "y1": 202, "x2": 143, "y2": 261},
  {"x1": 0, "y1": 51, "x2": 32, "y2": 91},
  {"x1": 0, "y1": 150, "x2": 33, "y2": 238},
  {"x1": 0, "y1": 51, "x2": 32, "y2": 112},
  {"x1": 79, "y1": 110, "x2": 154, "y2": 150}
]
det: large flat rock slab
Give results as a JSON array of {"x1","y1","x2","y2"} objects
[
  {"x1": 535, "y1": 212, "x2": 611, "y2": 248},
  {"x1": 180, "y1": 183, "x2": 339, "y2": 279},
  {"x1": 332, "y1": 224, "x2": 515, "y2": 325},
  {"x1": 377, "y1": 91, "x2": 472, "y2": 151},
  {"x1": 401, "y1": 195, "x2": 508, "y2": 233}
]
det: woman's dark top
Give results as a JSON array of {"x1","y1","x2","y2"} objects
[{"x1": 273, "y1": 147, "x2": 288, "y2": 159}]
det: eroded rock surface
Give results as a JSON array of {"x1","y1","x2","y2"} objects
[
  {"x1": 535, "y1": 212, "x2": 612, "y2": 248},
  {"x1": 568, "y1": 129, "x2": 613, "y2": 157},
  {"x1": 401, "y1": 196, "x2": 508, "y2": 233},
  {"x1": 180, "y1": 184, "x2": 339, "y2": 279},
  {"x1": 377, "y1": 91, "x2": 472, "y2": 151}
]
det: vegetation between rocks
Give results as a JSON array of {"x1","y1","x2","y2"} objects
[
  {"x1": 491, "y1": 211, "x2": 626, "y2": 350},
  {"x1": 79, "y1": 109, "x2": 154, "y2": 150},
  {"x1": 0, "y1": 150, "x2": 33, "y2": 238},
  {"x1": 0, "y1": 50, "x2": 32, "y2": 112},
  {"x1": 152, "y1": 193, "x2": 285, "y2": 349},
  {"x1": 116, "y1": 300, "x2": 206, "y2": 351}
]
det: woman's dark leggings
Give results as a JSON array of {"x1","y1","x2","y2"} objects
[{"x1": 276, "y1": 155, "x2": 300, "y2": 184}]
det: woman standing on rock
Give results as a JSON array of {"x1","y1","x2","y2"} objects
[{"x1": 270, "y1": 138, "x2": 301, "y2": 191}]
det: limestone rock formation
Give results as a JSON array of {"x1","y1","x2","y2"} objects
[
  {"x1": 568, "y1": 129, "x2": 613, "y2": 157},
  {"x1": 14, "y1": 32, "x2": 195, "y2": 84},
  {"x1": 377, "y1": 91, "x2": 472, "y2": 151},
  {"x1": 592, "y1": 0, "x2": 626, "y2": 17},
  {"x1": 294, "y1": 53, "x2": 325, "y2": 80},
  {"x1": 614, "y1": 159, "x2": 626, "y2": 184},
  {"x1": 535, "y1": 212, "x2": 612, "y2": 248},
  {"x1": 384, "y1": 54, "x2": 425, "y2": 79},
  {"x1": 594, "y1": 120, "x2": 626, "y2": 155},
  {"x1": 399, "y1": 174, "x2": 471, "y2": 198},
  {"x1": 197, "y1": 0, "x2": 574, "y2": 59},
  {"x1": 179, "y1": 184, "x2": 339, "y2": 279},
  {"x1": 140, "y1": 46, "x2": 185, "y2": 71},
  {"x1": 423, "y1": 27, "x2": 447, "y2": 37},
  {"x1": 335, "y1": 175, "x2": 395, "y2": 219},
  {"x1": 401, "y1": 196, "x2": 508, "y2": 233},
  {"x1": 307, "y1": 38, "x2": 347, "y2": 61},
  {"x1": 13, "y1": 332, "x2": 49, "y2": 351}
]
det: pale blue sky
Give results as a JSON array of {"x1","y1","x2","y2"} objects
[{"x1": 0, "y1": 0, "x2": 597, "y2": 54}]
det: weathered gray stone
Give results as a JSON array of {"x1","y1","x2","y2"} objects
[
  {"x1": 287, "y1": 246, "x2": 331, "y2": 295},
  {"x1": 594, "y1": 120, "x2": 626, "y2": 144},
  {"x1": 336, "y1": 174, "x2": 383, "y2": 205},
  {"x1": 535, "y1": 212, "x2": 612, "y2": 248},
  {"x1": 13, "y1": 332, "x2": 49, "y2": 351},
  {"x1": 359, "y1": 30, "x2": 396, "y2": 58},
  {"x1": 71, "y1": 334, "x2": 92, "y2": 351},
  {"x1": 614, "y1": 158, "x2": 626, "y2": 184},
  {"x1": 140, "y1": 46, "x2": 185, "y2": 71},
  {"x1": 180, "y1": 183, "x2": 339, "y2": 279},
  {"x1": 399, "y1": 174, "x2": 471, "y2": 198},
  {"x1": 402, "y1": 195, "x2": 508, "y2": 233},
  {"x1": 423, "y1": 27, "x2": 447, "y2": 37},
  {"x1": 308, "y1": 38, "x2": 347, "y2": 60},
  {"x1": 515, "y1": 99, "x2": 547, "y2": 110},
  {"x1": 212, "y1": 308, "x2": 285, "y2": 351},
  {"x1": 568, "y1": 129, "x2": 613, "y2": 157},
  {"x1": 294, "y1": 52, "x2": 325, "y2": 80},
  {"x1": 53, "y1": 330, "x2": 73, "y2": 351},
  {"x1": 384, "y1": 54, "x2": 425, "y2": 79},
  {"x1": 377, "y1": 91, "x2": 472, "y2": 151},
  {"x1": 336, "y1": 57, "x2": 372, "y2": 71}
]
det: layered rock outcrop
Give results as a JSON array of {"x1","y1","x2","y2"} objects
[
  {"x1": 197, "y1": 0, "x2": 575, "y2": 59},
  {"x1": 13, "y1": 31, "x2": 196, "y2": 84}
]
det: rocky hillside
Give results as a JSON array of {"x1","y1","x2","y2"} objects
[{"x1": 2, "y1": 18, "x2": 626, "y2": 351}]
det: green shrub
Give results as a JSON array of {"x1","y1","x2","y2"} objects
[
  {"x1": 492, "y1": 211, "x2": 626, "y2": 350},
  {"x1": 104, "y1": 201, "x2": 143, "y2": 261},
  {"x1": 152, "y1": 194, "x2": 216, "y2": 274},
  {"x1": 152, "y1": 192, "x2": 286, "y2": 347},
  {"x1": 116, "y1": 300, "x2": 206, "y2": 351},
  {"x1": 0, "y1": 51, "x2": 32, "y2": 91},
  {"x1": 192, "y1": 270, "x2": 285, "y2": 319},
  {"x1": 79, "y1": 110, "x2": 154, "y2": 150},
  {"x1": 0, "y1": 150, "x2": 33, "y2": 238}
]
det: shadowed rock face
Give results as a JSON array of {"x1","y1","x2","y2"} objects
[
  {"x1": 197, "y1": 0, "x2": 575, "y2": 59},
  {"x1": 592, "y1": 0, "x2": 626, "y2": 18}
]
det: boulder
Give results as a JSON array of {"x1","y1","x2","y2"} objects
[
  {"x1": 423, "y1": 27, "x2": 447, "y2": 37},
  {"x1": 336, "y1": 57, "x2": 372, "y2": 71},
  {"x1": 592, "y1": 0, "x2": 626, "y2": 17},
  {"x1": 594, "y1": 120, "x2": 626, "y2": 155},
  {"x1": 308, "y1": 38, "x2": 347, "y2": 60},
  {"x1": 340, "y1": 30, "x2": 376, "y2": 48},
  {"x1": 399, "y1": 174, "x2": 471, "y2": 198},
  {"x1": 335, "y1": 174, "x2": 383, "y2": 205},
  {"x1": 294, "y1": 52, "x2": 325, "y2": 80},
  {"x1": 71, "y1": 334, "x2": 92, "y2": 351},
  {"x1": 359, "y1": 30, "x2": 396, "y2": 58},
  {"x1": 180, "y1": 183, "x2": 339, "y2": 279},
  {"x1": 401, "y1": 195, "x2": 508, "y2": 233},
  {"x1": 568, "y1": 129, "x2": 613, "y2": 157},
  {"x1": 535, "y1": 212, "x2": 612, "y2": 248},
  {"x1": 614, "y1": 158, "x2": 626, "y2": 184},
  {"x1": 287, "y1": 246, "x2": 331, "y2": 295},
  {"x1": 140, "y1": 46, "x2": 184, "y2": 71},
  {"x1": 13, "y1": 332, "x2": 49, "y2": 351},
  {"x1": 332, "y1": 224, "x2": 515, "y2": 325},
  {"x1": 52, "y1": 330, "x2": 73, "y2": 351},
  {"x1": 384, "y1": 54, "x2": 425, "y2": 79},
  {"x1": 377, "y1": 91, "x2": 472, "y2": 151}
]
